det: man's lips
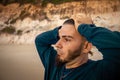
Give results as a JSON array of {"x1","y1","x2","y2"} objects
[
  {"x1": 57, "y1": 51, "x2": 63, "y2": 56},
  {"x1": 56, "y1": 49, "x2": 63, "y2": 56}
]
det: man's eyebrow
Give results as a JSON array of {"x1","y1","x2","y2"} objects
[{"x1": 62, "y1": 35, "x2": 74, "y2": 39}]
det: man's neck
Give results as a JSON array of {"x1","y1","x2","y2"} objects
[{"x1": 65, "y1": 54, "x2": 88, "y2": 69}]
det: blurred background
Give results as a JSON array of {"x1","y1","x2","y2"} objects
[{"x1": 0, "y1": 0, "x2": 120, "y2": 80}]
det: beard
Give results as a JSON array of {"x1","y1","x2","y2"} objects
[
  {"x1": 55, "y1": 44, "x2": 83, "y2": 67},
  {"x1": 55, "y1": 54, "x2": 67, "y2": 67}
]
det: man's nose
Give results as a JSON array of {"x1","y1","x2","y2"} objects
[{"x1": 55, "y1": 39, "x2": 63, "y2": 49}]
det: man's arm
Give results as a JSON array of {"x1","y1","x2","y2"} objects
[
  {"x1": 78, "y1": 24, "x2": 120, "y2": 64},
  {"x1": 35, "y1": 27, "x2": 60, "y2": 68}
]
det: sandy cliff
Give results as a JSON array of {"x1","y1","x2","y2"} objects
[{"x1": 0, "y1": 0, "x2": 120, "y2": 44}]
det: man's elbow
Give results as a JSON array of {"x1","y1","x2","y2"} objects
[{"x1": 35, "y1": 34, "x2": 41, "y2": 46}]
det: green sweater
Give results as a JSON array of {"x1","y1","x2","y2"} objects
[{"x1": 35, "y1": 24, "x2": 120, "y2": 80}]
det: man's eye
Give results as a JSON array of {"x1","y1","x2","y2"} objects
[{"x1": 65, "y1": 38, "x2": 71, "y2": 42}]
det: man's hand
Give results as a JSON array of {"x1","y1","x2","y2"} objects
[{"x1": 75, "y1": 16, "x2": 93, "y2": 29}]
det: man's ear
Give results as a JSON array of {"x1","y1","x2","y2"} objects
[{"x1": 83, "y1": 41, "x2": 92, "y2": 54}]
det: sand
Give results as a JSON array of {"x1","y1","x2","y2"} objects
[{"x1": 0, "y1": 44, "x2": 44, "y2": 80}]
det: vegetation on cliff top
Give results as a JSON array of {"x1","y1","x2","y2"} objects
[{"x1": 0, "y1": 0, "x2": 81, "y2": 6}]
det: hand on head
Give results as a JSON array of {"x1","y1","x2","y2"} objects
[{"x1": 75, "y1": 16, "x2": 93, "y2": 30}]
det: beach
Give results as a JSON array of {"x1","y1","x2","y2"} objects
[{"x1": 0, "y1": 44, "x2": 44, "y2": 80}]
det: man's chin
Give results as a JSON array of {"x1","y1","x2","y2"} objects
[{"x1": 55, "y1": 55, "x2": 66, "y2": 67}]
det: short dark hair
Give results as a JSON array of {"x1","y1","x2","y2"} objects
[{"x1": 63, "y1": 19, "x2": 75, "y2": 26}]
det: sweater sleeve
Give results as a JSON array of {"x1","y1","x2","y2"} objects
[
  {"x1": 35, "y1": 27, "x2": 60, "y2": 68},
  {"x1": 78, "y1": 24, "x2": 120, "y2": 64}
]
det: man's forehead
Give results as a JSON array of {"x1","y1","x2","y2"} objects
[
  {"x1": 60, "y1": 24, "x2": 76, "y2": 32},
  {"x1": 62, "y1": 24, "x2": 75, "y2": 28},
  {"x1": 59, "y1": 24, "x2": 77, "y2": 37}
]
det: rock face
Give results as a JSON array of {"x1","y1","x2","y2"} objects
[{"x1": 0, "y1": 1, "x2": 120, "y2": 44}]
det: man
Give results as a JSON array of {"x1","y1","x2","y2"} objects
[{"x1": 35, "y1": 18, "x2": 120, "y2": 80}]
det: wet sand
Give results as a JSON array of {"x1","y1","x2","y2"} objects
[{"x1": 0, "y1": 44, "x2": 44, "y2": 80}]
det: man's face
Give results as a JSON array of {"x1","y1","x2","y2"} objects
[{"x1": 55, "y1": 24, "x2": 85, "y2": 66}]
